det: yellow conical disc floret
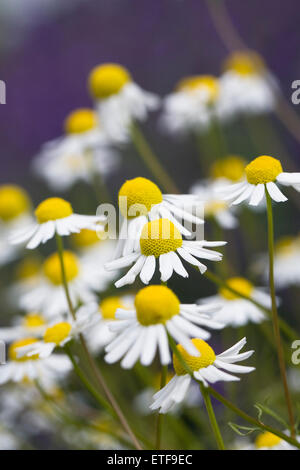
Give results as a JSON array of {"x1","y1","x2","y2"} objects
[
  {"x1": 118, "y1": 177, "x2": 163, "y2": 219},
  {"x1": 9, "y1": 338, "x2": 39, "y2": 362},
  {"x1": 0, "y1": 185, "x2": 30, "y2": 222},
  {"x1": 173, "y1": 339, "x2": 216, "y2": 376},
  {"x1": 88, "y1": 63, "x2": 131, "y2": 99},
  {"x1": 44, "y1": 322, "x2": 72, "y2": 345},
  {"x1": 177, "y1": 75, "x2": 219, "y2": 103},
  {"x1": 223, "y1": 51, "x2": 266, "y2": 76},
  {"x1": 140, "y1": 218, "x2": 182, "y2": 257},
  {"x1": 15, "y1": 257, "x2": 41, "y2": 280},
  {"x1": 211, "y1": 155, "x2": 246, "y2": 182},
  {"x1": 71, "y1": 229, "x2": 100, "y2": 248},
  {"x1": 275, "y1": 236, "x2": 295, "y2": 255},
  {"x1": 100, "y1": 297, "x2": 125, "y2": 320},
  {"x1": 22, "y1": 313, "x2": 45, "y2": 329},
  {"x1": 135, "y1": 285, "x2": 180, "y2": 326},
  {"x1": 64, "y1": 108, "x2": 98, "y2": 134},
  {"x1": 43, "y1": 251, "x2": 79, "y2": 285},
  {"x1": 35, "y1": 197, "x2": 73, "y2": 224},
  {"x1": 255, "y1": 431, "x2": 281, "y2": 449},
  {"x1": 219, "y1": 277, "x2": 253, "y2": 300},
  {"x1": 245, "y1": 155, "x2": 283, "y2": 185}
]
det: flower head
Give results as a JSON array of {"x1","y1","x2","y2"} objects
[
  {"x1": 88, "y1": 63, "x2": 132, "y2": 99},
  {"x1": 0, "y1": 185, "x2": 31, "y2": 222}
]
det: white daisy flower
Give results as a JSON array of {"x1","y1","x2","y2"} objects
[
  {"x1": 10, "y1": 196, "x2": 106, "y2": 250},
  {"x1": 246, "y1": 431, "x2": 299, "y2": 450},
  {"x1": 106, "y1": 218, "x2": 225, "y2": 288},
  {"x1": 88, "y1": 63, "x2": 160, "y2": 143},
  {"x1": 16, "y1": 303, "x2": 100, "y2": 359},
  {"x1": 199, "y1": 277, "x2": 270, "y2": 327},
  {"x1": 114, "y1": 177, "x2": 204, "y2": 259},
  {"x1": 33, "y1": 108, "x2": 119, "y2": 192},
  {"x1": 0, "y1": 338, "x2": 71, "y2": 385},
  {"x1": 150, "y1": 337, "x2": 254, "y2": 414},
  {"x1": 86, "y1": 295, "x2": 134, "y2": 353},
  {"x1": 0, "y1": 312, "x2": 47, "y2": 342},
  {"x1": 220, "y1": 155, "x2": 300, "y2": 206},
  {"x1": 0, "y1": 185, "x2": 34, "y2": 265},
  {"x1": 104, "y1": 285, "x2": 224, "y2": 369},
  {"x1": 217, "y1": 51, "x2": 276, "y2": 119},
  {"x1": 160, "y1": 75, "x2": 220, "y2": 135},
  {"x1": 19, "y1": 250, "x2": 99, "y2": 318}
]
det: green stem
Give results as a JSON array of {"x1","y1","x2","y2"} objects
[
  {"x1": 130, "y1": 122, "x2": 179, "y2": 194},
  {"x1": 265, "y1": 189, "x2": 296, "y2": 438},
  {"x1": 155, "y1": 365, "x2": 168, "y2": 450},
  {"x1": 200, "y1": 383, "x2": 225, "y2": 450}
]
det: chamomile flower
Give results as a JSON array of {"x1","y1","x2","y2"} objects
[
  {"x1": 88, "y1": 63, "x2": 160, "y2": 143},
  {"x1": 106, "y1": 218, "x2": 225, "y2": 287},
  {"x1": 150, "y1": 337, "x2": 254, "y2": 413},
  {"x1": 10, "y1": 197, "x2": 106, "y2": 249},
  {"x1": 33, "y1": 109, "x2": 119, "y2": 191},
  {"x1": 114, "y1": 177, "x2": 204, "y2": 259},
  {"x1": 0, "y1": 185, "x2": 33, "y2": 265},
  {"x1": 161, "y1": 75, "x2": 220, "y2": 135},
  {"x1": 210, "y1": 155, "x2": 247, "y2": 184},
  {"x1": 199, "y1": 277, "x2": 270, "y2": 327},
  {"x1": 217, "y1": 51, "x2": 276, "y2": 119},
  {"x1": 104, "y1": 285, "x2": 223, "y2": 368},
  {"x1": 86, "y1": 295, "x2": 134, "y2": 353},
  {"x1": 220, "y1": 155, "x2": 300, "y2": 206},
  {"x1": 0, "y1": 338, "x2": 71, "y2": 384},
  {"x1": 16, "y1": 303, "x2": 99, "y2": 359},
  {"x1": 0, "y1": 312, "x2": 47, "y2": 342},
  {"x1": 263, "y1": 236, "x2": 300, "y2": 288},
  {"x1": 19, "y1": 251, "x2": 98, "y2": 318},
  {"x1": 247, "y1": 431, "x2": 299, "y2": 450}
]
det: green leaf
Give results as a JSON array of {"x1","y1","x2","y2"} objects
[
  {"x1": 254, "y1": 402, "x2": 288, "y2": 428},
  {"x1": 228, "y1": 422, "x2": 259, "y2": 436}
]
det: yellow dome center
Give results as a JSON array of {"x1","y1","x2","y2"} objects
[
  {"x1": 219, "y1": 277, "x2": 254, "y2": 300},
  {"x1": 71, "y1": 228, "x2": 100, "y2": 248},
  {"x1": 173, "y1": 339, "x2": 216, "y2": 375},
  {"x1": 35, "y1": 197, "x2": 73, "y2": 224},
  {"x1": 15, "y1": 257, "x2": 41, "y2": 280},
  {"x1": 223, "y1": 51, "x2": 265, "y2": 76},
  {"x1": 88, "y1": 63, "x2": 131, "y2": 99},
  {"x1": 135, "y1": 285, "x2": 180, "y2": 326},
  {"x1": 0, "y1": 185, "x2": 30, "y2": 222},
  {"x1": 177, "y1": 75, "x2": 219, "y2": 103},
  {"x1": 64, "y1": 108, "x2": 98, "y2": 134},
  {"x1": 255, "y1": 432, "x2": 281, "y2": 449},
  {"x1": 245, "y1": 156, "x2": 283, "y2": 185},
  {"x1": 43, "y1": 251, "x2": 79, "y2": 285},
  {"x1": 118, "y1": 177, "x2": 163, "y2": 219},
  {"x1": 211, "y1": 155, "x2": 246, "y2": 182},
  {"x1": 9, "y1": 338, "x2": 39, "y2": 362},
  {"x1": 44, "y1": 322, "x2": 72, "y2": 345},
  {"x1": 275, "y1": 236, "x2": 295, "y2": 255},
  {"x1": 23, "y1": 313, "x2": 45, "y2": 329},
  {"x1": 140, "y1": 218, "x2": 182, "y2": 257},
  {"x1": 100, "y1": 297, "x2": 126, "y2": 320},
  {"x1": 205, "y1": 200, "x2": 227, "y2": 216}
]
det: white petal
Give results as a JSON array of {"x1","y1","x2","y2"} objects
[{"x1": 266, "y1": 182, "x2": 287, "y2": 202}]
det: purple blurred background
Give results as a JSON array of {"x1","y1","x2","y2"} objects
[{"x1": 0, "y1": 0, "x2": 300, "y2": 187}]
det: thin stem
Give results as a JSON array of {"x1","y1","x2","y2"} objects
[
  {"x1": 155, "y1": 365, "x2": 168, "y2": 450},
  {"x1": 55, "y1": 233, "x2": 76, "y2": 319},
  {"x1": 130, "y1": 122, "x2": 179, "y2": 194},
  {"x1": 265, "y1": 189, "x2": 296, "y2": 438},
  {"x1": 200, "y1": 383, "x2": 225, "y2": 450}
]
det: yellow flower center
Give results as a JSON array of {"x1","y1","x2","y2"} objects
[
  {"x1": 177, "y1": 75, "x2": 219, "y2": 103},
  {"x1": 140, "y1": 219, "x2": 182, "y2": 257},
  {"x1": 245, "y1": 156, "x2": 283, "y2": 185},
  {"x1": 173, "y1": 339, "x2": 216, "y2": 375},
  {"x1": 64, "y1": 108, "x2": 98, "y2": 134},
  {"x1": 22, "y1": 313, "x2": 45, "y2": 329},
  {"x1": 0, "y1": 185, "x2": 30, "y2": 221},
  {"x1": 43, "y1": 251, "x2": 79, "y2": 285},
  {"x1": 275, "y1": 236, "x2": 294, "y2": 255},
  {"x1": 135, "y1": 285, "x2": 180, "y2": 326},
  {"x1": 223, "y1": 51, "x2": 265, "y2": 76},
  {"x1": 71, "y1": 228, "x2": 100, "y2": 248},
  {"x1": 255, "y1": 432, "x2": 281, "y2": 449},
  {"x1": 15, "y1": 257, "x2": 41, "y2": 280},
  {"x1": 205, "y1": 200, "x2": 227, "y2": 216},
  {"x1": 118, "y1": 177, "x2": 163, "y2": 219},
  {"x1": 219, "y1": 277, "x2": 254, "y2": 300},
  {"x1": 35, "y1": 197, "x2": 73, "y2": 224},
  {"x1": 44, "y1": 322, "x2": 72, "y2": 345},
  {"x1": 9, "y1": 338, "x2": 39, "y2": 362},
  {"x1": 100, "y1": 297, "x2": 126, "y2": 320},
  {"x1": 210, "y1": 155, "x2": 246, "y2": 182},
  {"x1": 88, "y1": 63, "x2": 131, "y2": 99}
]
